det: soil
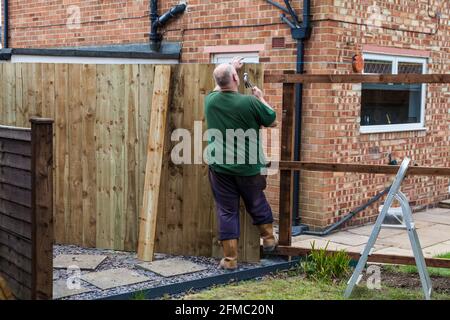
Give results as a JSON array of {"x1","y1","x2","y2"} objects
[{"x1": 372, "y1": 266, "x2": 450, "y2": 294}]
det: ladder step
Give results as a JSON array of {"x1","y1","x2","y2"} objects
[{"x1": 381, "y1": 224, "x2": 407, "y2": 230}]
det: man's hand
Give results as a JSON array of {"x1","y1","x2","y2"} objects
[
  {"x1": 230, "y1": 56, "x2": 244, "y2": 71},
  {"x1": 252, "y1": 86, "x2": 264, "y2": 100}
]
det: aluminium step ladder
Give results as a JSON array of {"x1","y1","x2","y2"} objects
[{"x1": 344, "y1": 157, "x2": 432, "y2": 300}]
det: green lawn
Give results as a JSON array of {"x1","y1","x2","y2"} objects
[
  {"x1": 182, "y1": 252, "x2": 450, "y2": 300},
  {"x1": 385, "y1": 252, "x2": 450, "y2": 277},
  {"x1": 182, "y1": 273, "x2": 450, "y2": 300}
]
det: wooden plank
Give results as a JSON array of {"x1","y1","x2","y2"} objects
[
  {"x1": 3, "y1": 63, "x2": 16, "y2": 126},
  {"x1": 124, "y1": 64, "x2": 140, "y2": 251},
  {"x1": 0, "y1": 213, "x2": 31, "y2": 239},
  {"x1": 272, "y1": 245, "x2": 450, "y2": 269},
  {"x1": 15, "y1": 64, "x2": 26, "y2": 127},
  {"x1": 0, "y1": 274, "x2": 15, "y2": 300},
  {"x1": 0, "y1": 152, "x2": 31, "y2": 171},
  {"x1": 138, "y1": 65, "x2": 155, "y2": 242},
  {"x1": 0, "y1": 259, "x2": 32, "y2": 288},
  {"x1": 0, "y1": 166, "x2": 32, "y2": 190},
  {"x1": 0, "y1": 183, "x2": 31, "y2": 208},
  {"x1": 0, "y1": 198, "x2": 32, "y2": 223},
  {"x1": 30, "y1": 118, "x2": 54, "y2": 300},
  {"x1": 0, "y1": 126, "x2": 30, "y2": 141},
  {"x1": 81, "y1": 64, "x2": 97, "y2": 248},
  {"x1": 279, "y1": 161, "x2": 450, "y2": 176},
  {"x1": 0, "y1": 244, "x2": 32, "y2": 274},
  {"x1": 0, "y1": 138, "x2": 32, "y2": 156},
  {"x1": 0, "y1": 227, "x2": 32, "y2": 258},
  {"x1": 137, "y1": 65, "x2": 171, "y2": 261},
  {"x1": 54, "y1": 64, "x2": 70, "y2": 244},
  {"x1": 95, "y1": 64, "x2": 113, "y2": 249},
  {"x1": 67, "y1": 64, "x2": 83, "y2": 245},
  {"x1": 279, "y1": 83, "x2": 296, "y2": 246},
  {"x1": 265, "y1": 73, "x2": 450, "y2": 84},
  {"x1": 110, "y1": 64, "x2": 126, "y2": 251},
  {"x1": 0, "y1": 271, "x2": 31, "y2": 300}
]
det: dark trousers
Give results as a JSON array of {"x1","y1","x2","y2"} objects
[{"x1": 208, "y1": 168, "x2": 274, "y2": 241}]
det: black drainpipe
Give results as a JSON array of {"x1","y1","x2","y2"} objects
[
  {"x1": 150, "y1": 0, "x2": 187, "y2": 51},
  {"x1": 3, "y1": 0, "x2": 9, "y2": 48},
  {"x1": 275, "y1": 0, "x2": 311, "y2": 233},
  {"x1": 292, "y1": 0, "x2": 311, "y2": 232}
]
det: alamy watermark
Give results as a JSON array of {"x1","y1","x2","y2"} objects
[{"x1": 170, "y1": 121, "x2": 279, "y2": 175}]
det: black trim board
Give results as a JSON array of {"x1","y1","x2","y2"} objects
[{"x1": 99, "y1": 259, "x2": 300, "y2": 300}]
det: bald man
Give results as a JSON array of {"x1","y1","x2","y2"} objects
[{"x1": 204, "y1": 57, "x2": 278, "y2": 270}]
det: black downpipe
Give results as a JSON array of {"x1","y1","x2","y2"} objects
[
  {"x1": 292, "y1": 0, "x2": 311, "y2": 228},
  {"x1": 3, "y1": 0, "x2": 9, "y2": 48},
  {"x1": 150, "y1": 1, "x2": 187, "y2": 51}
]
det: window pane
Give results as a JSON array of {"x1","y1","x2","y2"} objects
[
  {"x1": 361, "y1": 84, "x2": 422, "y2": 126},
  {"x1": 364, "y1": 59, "x2": 392, "y2": 74},
  {"x1": 398, "y1": 62, "x2": 423, "y2": 74}
]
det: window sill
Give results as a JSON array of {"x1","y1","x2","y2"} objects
[{"x1": 360, "y1": 125, "x2": 427, "y2": 134}]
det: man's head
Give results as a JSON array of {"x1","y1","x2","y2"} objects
[{"x1": 213, "y1": 63, "x2": 240, "y2": 91}]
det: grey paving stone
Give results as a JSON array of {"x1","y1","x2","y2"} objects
[
  {"x1": 53, "y1": 280, "x2": 93, "y2": 299},
  {"x1": 81, "y1": 268, "x2": 151, "y2": 290},
  {"x1": 292, "y1": 238, "x2": 350, "y2": 251},
  {"x1": 54, "y1": 254, "x2": 107, "y2": 270},
  {"x1": 137, "y1": 258, "x2": 208, "y2": 277}
]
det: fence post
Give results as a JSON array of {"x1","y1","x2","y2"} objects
[
  {"x1": 279, "y1": 83, "x2": 296, "y2": 246},
  {"x1": 30, "y1": 118, "x2": 54, "y2": 300}
]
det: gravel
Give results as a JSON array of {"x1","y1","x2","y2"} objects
[{"x1": 53, "y1": 244, "x2": 263, "y2": 300}]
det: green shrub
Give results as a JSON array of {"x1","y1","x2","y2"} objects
[{"x1": 298, "y1": 241, "x2": 351, "y2": 283}]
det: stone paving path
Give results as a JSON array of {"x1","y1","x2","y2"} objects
[{"x1": 292, "y1": 207, "x2": 450, "y2": 258}]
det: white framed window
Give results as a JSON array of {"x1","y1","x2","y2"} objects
[
  {"x1": 360, "y1": 53, "x2": 427, "y2": 134},
  {"x1": 211, "y1": 52, "x2": 259, "y2": 64}
]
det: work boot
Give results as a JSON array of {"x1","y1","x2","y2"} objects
[
  {"x1": 258, "y1": 223, "x2": 278, "y2": 252},
  {"x1": 219, "y1": 239, "x2": 238, "y2": 270}
]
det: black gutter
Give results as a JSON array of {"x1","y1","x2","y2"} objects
[
  {"x1": 150, "y1": 1, "x2": 187, "y2": 51},
  {"x1": 3, "y1": 0, "x2": 9, "y2": 48},
  {"x1": 0, "y1": 43, "x2": 182, "y2": 61},
  {"x1": 99, "y1": 259, "x2": 300, "y2": 300}
]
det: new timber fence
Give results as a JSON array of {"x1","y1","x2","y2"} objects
[
  {"x1": 0, "y1": 63, "x2": 263, "y2": 263},
  {"x1": 0, "y1": 119, "x2": 53, "y2": 300}
]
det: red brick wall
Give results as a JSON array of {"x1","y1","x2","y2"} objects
[{"x1": 8, "y1": 0, "x2": 450, "y2": 229}]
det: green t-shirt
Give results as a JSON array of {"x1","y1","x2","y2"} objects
[{"x1": 204, "y1": 91, "x2": 276, "y2": 176}]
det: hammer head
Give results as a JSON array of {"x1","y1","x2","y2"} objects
[{"x1": 243, "y1": 73, "x2": 254, "y2": 89}]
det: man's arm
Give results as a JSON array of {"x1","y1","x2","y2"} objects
[{"x1": 252, "y1": 86, "x2": 278, "y2": 127}]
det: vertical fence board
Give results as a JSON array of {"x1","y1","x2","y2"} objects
[{"x1": 81, "y1": 64, "x2": 97, "y2": 248}]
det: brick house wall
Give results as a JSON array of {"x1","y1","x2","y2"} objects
[{"x1": 6, "y1": 0, "x2": 450, "y2": 229}]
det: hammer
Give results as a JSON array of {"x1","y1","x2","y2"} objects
[{"x1": 243, "y1": 73, "x2": 255, "y2": 89}]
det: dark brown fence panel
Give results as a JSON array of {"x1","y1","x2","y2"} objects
[{"x1": 0, "y1": 119, "x2": 53, "y2": 300}]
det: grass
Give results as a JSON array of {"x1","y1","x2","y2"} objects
[
  {"x1": 385, "y1": 252, "x2": 450, "y2": 277},
  {"x1": 182, "y1": 250, "x2": 450, "y2": 300},
  {"x1": 182, "y1": 273, "x2": 450, "y2": 300}
]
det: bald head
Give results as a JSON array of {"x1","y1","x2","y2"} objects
[{"x1": 214, "y1": 63, "x2": 239, "y2": 90}]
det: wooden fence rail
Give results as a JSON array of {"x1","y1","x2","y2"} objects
[{"x1": 0, "y1": 119, "x2": 53, "y2": 300}]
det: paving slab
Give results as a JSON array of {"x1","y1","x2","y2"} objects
[
  {"x1": 137, "y1": 258, "x2": 208, "y2": 277},
  {"x1": 373, "y1": 246, "x2": 416, "y2": 257},
  {"x1": 54, "y1": 254, "x2": 107, "y2": 270},
  {"x1": 422, "y1": 242, "x2": 450, "y2": 257},
  {"x1": 292, "y1": 238, "x2": 350, "y2": 251},
  {"x1": 321, "y1": 231, "x2": 369, "y2": 246},
  {"x1": 413, "y1": 212, "x2": 450, "y2": 225},
  {"x1": 344, "y1": 244, "x2": 387, "y2": 254},
  {"x1": 81, "y1": 268, "x2": 151, "y2": 290},
  {"x1": 53, "y1": 280, "x2": 93, "y2": 299}
]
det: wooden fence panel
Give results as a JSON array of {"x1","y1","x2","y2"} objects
[
  {"x1": 0, "y1": 121, "x2": 53, "y2": 300},
  {"x1": 0, "y1": 63, "x2": 262, "y2": 263}
]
